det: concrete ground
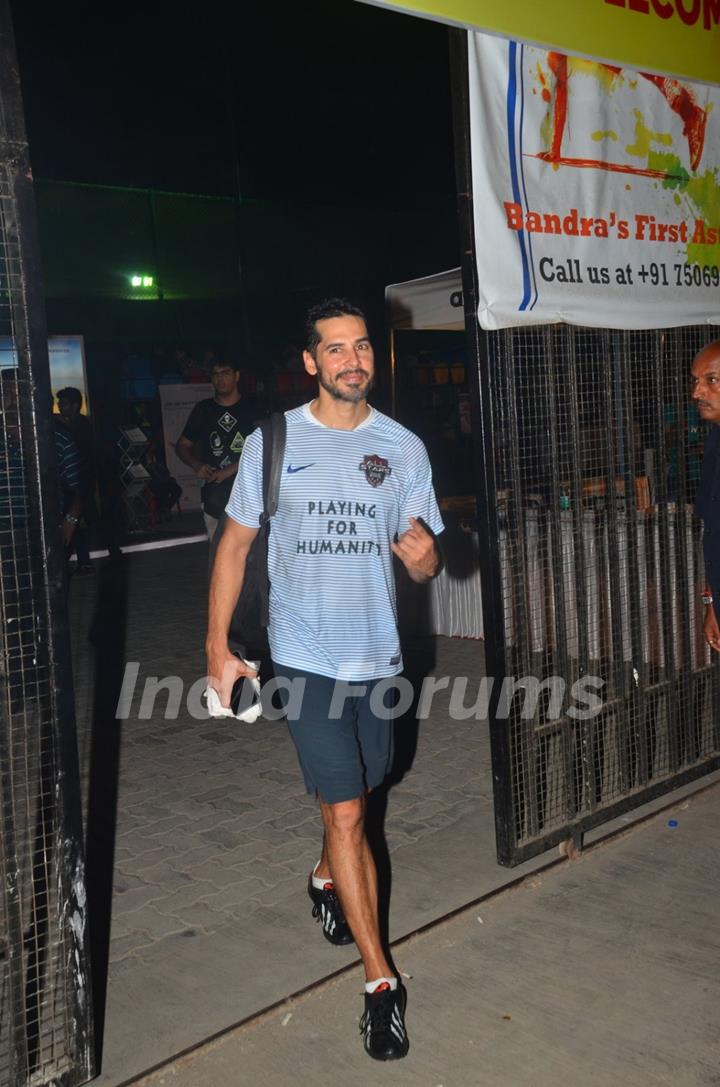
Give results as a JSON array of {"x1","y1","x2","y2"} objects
[
  {"x1": 67, "y1": 544, "x2": 720, "y2": 1087},
  {"x1": 129, "y1": 784, "x2": 720, "y2": 1087}
]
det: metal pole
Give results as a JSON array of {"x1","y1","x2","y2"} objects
[
  {"x1": 448, "y1": 27, "x2": 514, "y2": 863},
  {"x1": 0, "y1": 2, "x2": 95, "y2": 1078}
]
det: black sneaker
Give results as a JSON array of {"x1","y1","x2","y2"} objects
[
  {"x1": 359, "y1": 982, "x2": 409, "y2": 1061},
  {"x1": 307, "y1": 872, "x2": 354, "y2": 946}
]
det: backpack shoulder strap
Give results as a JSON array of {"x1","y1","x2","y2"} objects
[{"x1": 259, "y1": 412, "x2": 287, "y2": 522}]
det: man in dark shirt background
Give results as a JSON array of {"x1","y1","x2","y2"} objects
[
  {"x1": 692, "y1": 340, "x2": 720, "y2": 651},
  {"x1": 175, "y1": 360, "x2": 256, "y2": 541},
  {"x1": 56, "y1": 386, "x2": 96, "y2": 569},
  {"x1": 53, "y1": 420, "x2": 82, "y2": 556}
]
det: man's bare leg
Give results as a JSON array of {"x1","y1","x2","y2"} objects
[
  {"x1": 320, "y1": 795, "x2": 391, "y2": 981},
  {"x1": 315, "y1": 832, "x2": 330, "y2": 880},
  {"x1": 316, "y1": 785, "x2": 373, "y2": 879}
]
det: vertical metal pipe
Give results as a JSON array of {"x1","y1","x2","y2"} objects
[
  {"x1": 670, "y1": 330, "x2": 696, "y2": 765},
  {"x1": 656, "y1": 332, "x2": 681, "y2": 772},
  {"x1": 601, "y1": 328, "x2": 631, "y2": 793},
  {"x1": 566, "y1": 331, "x2": 595, "y2": 810},
  {"x1": 543, "y1": 326, "x2": 577, "y2": 819},
  {"x1": 618, "y1": 330, "x2": 649, "y2": 787},
  {"x1": 449, "y1": 27, "x2": 516, "y2": 863}
]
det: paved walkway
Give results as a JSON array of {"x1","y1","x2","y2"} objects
[
  {"x1": 130, "y1": 783, "x2": 720, "y2": 1087},
  {"x1": 68, "y1": 545, "x2": 499, "y2": 1085},
  {"x1": 67, "y1": 544, "x2": 720, "y2": 1086}
]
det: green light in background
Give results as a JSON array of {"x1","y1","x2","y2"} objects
[
  {"x1": 131, "y1": 275, "x2": 142, "y2": 287},
  {"x1": 129, "y1": 274, "x2": 155, "y2": 288},
  {"x1": 142, "y1": 276, "x2": 154, "y2": 287}
]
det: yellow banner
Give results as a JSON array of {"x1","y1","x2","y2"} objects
[{"x1": 359, "y1": 0, "x2": 720, "y2": 85}]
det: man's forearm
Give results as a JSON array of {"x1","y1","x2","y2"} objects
[
  {"x1": 175, "y1": 440, "x2": 203, "y2": 472},
  {"x1": 206, "y1": 534, "x2": 249, "y2": 649},
  {"x1": 67, "y1": 490, "x2": 82, "y2": 520}
]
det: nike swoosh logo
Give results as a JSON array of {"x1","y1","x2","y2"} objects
[{"x1": 286, "y1": 463, "x2": 315, "y2": 474}]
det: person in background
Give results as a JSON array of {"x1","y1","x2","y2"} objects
[
  {"x1": 691, "y1": 340, "x2": 720, "y2": 651},
  {"x1": 175, "y1": 360, "x2": 256, "y2": 542},
  {"x1": 56, "y1": 387, "x2": 97, "y2": 572},
  {"x1": 53, "y1": 409, "x2": 82, "y2": 560}
]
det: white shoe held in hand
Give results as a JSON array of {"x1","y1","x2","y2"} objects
[{"x1": 204, "y1": 659, "x2": 261, "y2": 723}]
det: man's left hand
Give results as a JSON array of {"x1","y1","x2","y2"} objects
[
  {"x1": 62, "y1": 519, "x2": 76, "y2": 547},
  {"x1": 391, "y1": 516, "x2": 439, "y2": 583}
]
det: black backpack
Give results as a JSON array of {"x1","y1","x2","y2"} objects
[{"x1": 212, "y1": 412, "x2": 286, "y2": 653}]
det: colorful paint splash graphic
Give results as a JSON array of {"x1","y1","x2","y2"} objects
[{"x1": 532, "y1": 54, "x2": 720, "y2": 264}]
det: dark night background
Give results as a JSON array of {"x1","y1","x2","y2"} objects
[
  {"x1": 12, "y1": 0, "x2": 457, "y2": 203},
  {"x1": 10, "y1": 0, "x2": 461, "y2": 341},
  {"x1": 8, "y1": 0, "x2": 465, "y2": 480}
]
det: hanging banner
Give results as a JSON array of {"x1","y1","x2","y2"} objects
[
  {"x1": 468, "y1": 32, "x2": 720, "y2": 330},
  {"x1": 358, "y1": 1, "x2": 720, "y2": 86}
]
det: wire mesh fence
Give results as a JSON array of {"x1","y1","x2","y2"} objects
[
  {"x1": 0, "y1": 5, "x2": 94, "y2": 1083},
  {"x1": 486, "y1": 324, "x2": 720, "y2": 865}
]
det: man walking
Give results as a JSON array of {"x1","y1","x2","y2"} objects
[
  {"x1": 692, "y1": 340, "x2": 720, "y2": 650},
  {"x1": 176, "y1": 359, "x2": 256, "y2": 541},
  {"x1": 206, "y1": 299, "x2": 442, "y2": 1060}
]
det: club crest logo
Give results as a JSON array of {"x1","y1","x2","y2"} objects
[
  {"x1": 210, "y1": 430, "x2": 223, "y2": 456},
  {"x1": 229, "y1": 431, "x2": 245, "y2": 454},
  {"x1": 359, "y1": 454, "x2": 391, "y2": 488}
]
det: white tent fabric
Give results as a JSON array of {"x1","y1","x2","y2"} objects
[
  {"x1": 386, "y1": 265, "x2": 482, "y2": 638},
  {"x1": 385, "y1": 267, "x2": 463, "y2": 332}
]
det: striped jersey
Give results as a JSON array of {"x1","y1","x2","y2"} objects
[
  {"x1": 54, "y1": 424, "x2": 81, "y2": 512},
  {"x1": 226, "y1": 403, "x2": 444, "y2": 680}
]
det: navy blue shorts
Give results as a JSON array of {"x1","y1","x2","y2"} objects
[{"x1": 273, "y1": 664, "x2": 395, "y2": 805}]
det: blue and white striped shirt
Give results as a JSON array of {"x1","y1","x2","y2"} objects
[{"x1": 226, "y1": 404, "x2": 444, "y2": 680}]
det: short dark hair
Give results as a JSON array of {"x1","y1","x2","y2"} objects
[
  {"x1": 56, "y1": 386, "x2": 83, "y2": 407},
  {"x1": 304, "y1": 298, "x2": 366, "y2": 358},
  {"x1": 210, "y1": 360, "x2": 239, "y2": 374}
]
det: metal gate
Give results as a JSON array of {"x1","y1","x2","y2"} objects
[
  {"x1": 479, "y1": 324, "x2": 720, "y2": 865},
  {"x1": 0, "y1": 4, "x2": 94, "y2": 1083},
  {"x1": 449, "y1": 30, "x2": 720, "y2": 868}
]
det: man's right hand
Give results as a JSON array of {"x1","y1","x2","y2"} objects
[
  {"x1": 197, "y1": 463, "x2": 218, "y2": 481},
  {"x1": 62, "y1": 519, "x2": 77, "y2": 547},
  {"x1": 206, "y1": 643, "x2": 259, "y2": 709},
  {"x1": 206, "y1": 518, "x2": 260, "y2": 706},
  {"x1": 704, "y1": 604, "x2": 720, "y2": 652}
]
